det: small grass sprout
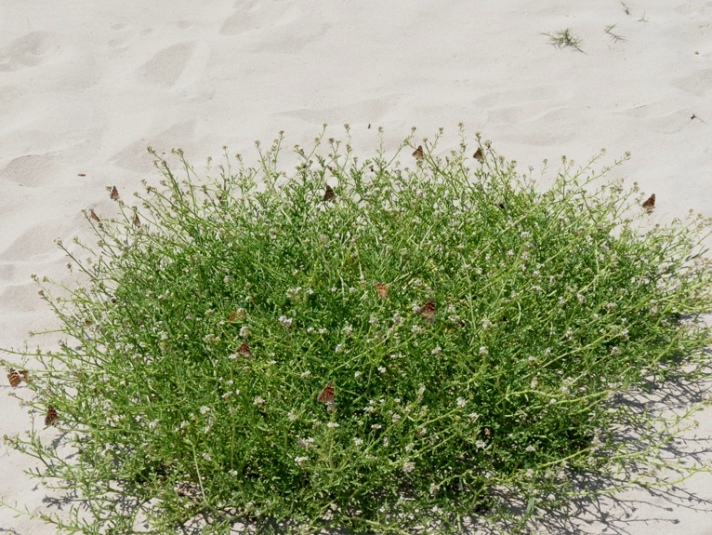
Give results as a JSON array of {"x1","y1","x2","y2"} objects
[
  {"x1": 544, "y1": 28, "x2": 584, "y2": 52},
  {"x1": 604, "y1": 24, "x2": 628, "y2": 43},
  {"x1": 3, "y1": 125, "x2": 712, "y2": 534}
]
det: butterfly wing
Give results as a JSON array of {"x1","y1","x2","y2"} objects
[
  {"x1": 323, "y1": 185, "x2": 336, "y2": 202},
  {"x1": 642, "y1": 193, "x2": 655, "y2": 210},
  {"x1": 45, "y1": 407, "x2": 58, "y2": 426},
  {"x1": 419, "y1": 299, "x2": 436, "y2": 320},
  {"x1": 317, "y1": 381, "x2": 335, "y2": 404},
  {"x1": 7, "y1": 369, "x2": 21, "y2": 388}
]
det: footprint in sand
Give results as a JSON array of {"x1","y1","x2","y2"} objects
[
  {"x1": 1, "y1": 155, "x2": 60, "y2": 188},
  {"x1": 672, "y1": 68, "x2": 712, "y2": 98},
  {"x1": 0, "y1": 31, "x2": 59, "y2": 72},
  {"x1": 136, "y1": 42, "x2": 196, "y2": 87}
]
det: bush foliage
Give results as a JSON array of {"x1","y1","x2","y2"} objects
[{"x1": 5, "y1": 126, "x2": 712, "y2": 534}]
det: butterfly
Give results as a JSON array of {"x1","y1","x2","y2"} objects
[
  {"x1": 7, "y1": 368, "x2": 29, "y2": 388},
  {"x1": 110, "y1": 186, "x2": 120, "y2": 201},
  {"x1": 45, "y1": 406, "x2": 59, "y2": 426},
  {"x1": 376, "y1": 283, "x2": 389, "y2": 300},
  {"x1": 323, "y1": 185, "x2": 336, "y2": 202},
  {"x1": 133, "y1": 213, "x2": 141, "y2": 227},
  {"x1": 642, "y1": 193, "x2": 655, "y2": 211},
  {"x1": 473, "y1": 148, "x2": 484, "y2": 163},
  {"x1": 412, "y1": 145, "x2": 424, "y2": 161},
  {"x1": 89, "y1": 209, "x2": 101, "y2": 223},
  {"x1": 77, "y1": 173, "x2": 86, "y2": 177},
  {"x1": 237, "y1": 342, "x2": 253, "y2": 359},
  {"x1": 419, "y1": 299, "x2": 436, "y2": 321},
  {"x1": 317, "y1": 381, "x2": 335, "y2": 404}
]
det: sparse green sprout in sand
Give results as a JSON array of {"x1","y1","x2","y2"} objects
[
  {"x1": 604, "y1": 24, "x2": 628, "y2": 43},
  {"x1": 544, "y1": 28, "x2": 584, "y2": 51},
  {"x1": 3, "y1": 126, "x2": 712, "y2": 534}
]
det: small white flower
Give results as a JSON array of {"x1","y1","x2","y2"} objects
[
  {"x1": 418, "y1": 427, "x2": 427, "y2": 436},
  {"x1": 411, "y1": 325, "x2": 424, "y2": 334},
  {"x1": 353, "y1": 437, "x2": 364, "y2": 446},
  {"x1": 199, "y1": 406, "x2": 211, "y2": 415},
  {"x1": 298, "y1": 437, "x2": 314, "y2": 449},
  {"x1": 468, "y1": 412, "x2": 480, "y2": 421},
  {"x1": 279, "y1": 315, "x2": 293, "y2": 327},
  {"x1": 475, "y1": 440, "x2": 486, "y2": 449},
  {"x1": 326, "y1": 422, "x2": 340, "y2": 429},
  {"x1": 429, "y1": 483, "x2": 439, "y2": 495},
  {"x1": 253, "y1": 396, "x2": 266, "y2": 407},
  {"x1": 526, "y1": 468, "x2": 535, "y2": 478},
  {"x1": 391, "y1": 413, "x2": 401, "y2": 424},
  {"x1": 295, "y1": 456, "x2": 309, "y2": 466},
  {"x1": 549, "y1": 398, "x2": 557, "y2": 404},
  {"x1": 342, "y1": 324, "x2": 354, "y2": 335},
  {"x1": 301, "y1": 370, "x2": 311, "y2": 377},
  {"x1": 479, "y1": 346, "x2": 489, "y2": 356},
  {"x1": 239, "y1": 326, "x2": 250, "y2": 338},
  {"x1": 402, "y1": 461, "x2": 415, "y2": 473},
  {"x1": 378, "y1": 366, "x2": 386, "y2": 373},
  {"x1": 383, "y1": 437, "x2": 389, "y2": 447},
  {"x1": 577, "y1": 293, "x2": 586, "y2": 304},
  {"x1": 288, "y1": 410, "x2": 298, "y2": 422},
  {"x1": 482, "y1": 318, "x2": 493, "y2": 330},
  {"x1": 318, "y1": 327, "x2": 328, "y2": 334},
  {"x1": 610, "y1": 346, "x2": 621, "y2": 356},
  {"x1": 456, "y1": 397, "x2": 467, "y2": 408},
  {"x1": 354, "y1": 371, "x2": 362, "y2": 378},
  {"x1": 525, "y1": 445, "x2": 536, "y2": 453},
  {"x1": 371, "y1": 424, "x2": 382, "y2": 430},
  {"x1": 335, "y1": 343, "x2": 344, "y2": 353},
  {"x1": 369, "y1": 315, "x2": 378, "y2": 325}
]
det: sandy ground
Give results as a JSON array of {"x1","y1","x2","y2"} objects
[{"x1": 2, "y1": 1, "x2": 712, "y2": 533}]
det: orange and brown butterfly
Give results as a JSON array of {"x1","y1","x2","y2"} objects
[
  {"x1": 419, "y1": 299, "x2": 436, "y2": 321},
  {"x1": 473, "y1": 148, "x2": 484, "y2": 163},
  {"x1": 77, "y1": 173, "x2": 86, "y2": 177},
  {"x1": 7, "y1": 368, "x2": 29, "y2": 388},
  {"x1": 237, "y1": 342, "x2": 253, "y2": 359},
  {"x1": 89, "y1": 209, "x2": 101, "y2": 223},
  {"x1": 133, "y1": 213, "x2": 141, "y2": 227},
  {"x1": 45, "y1": 406, "x2": 59, "y2": 426},
  {"x1": 323, "y1": 185, "x2": 336, "y2": 202},
  {"x1": 317, "y1": 380, "x2": 335, "y2": 404},
  {"x1": 110, "y1": 186, "x2": 120, "y2": 201},
  {"x1": 376, "y1": 282, "x2": 389, "y2": 300},
  {"x1": 412, "y1": 145, "x2": 424, "y2": 161},
  {"x1": 642, "y1": 193, "x2": 655, "y2": 211}
]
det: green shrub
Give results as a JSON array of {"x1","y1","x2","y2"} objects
[{"x1": 5, "y1": 125, "x2": 712, "y2": 534}]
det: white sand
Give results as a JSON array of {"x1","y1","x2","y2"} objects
[{"x1": 2, "y1": 1, "x2": 712, "y2": 533}]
